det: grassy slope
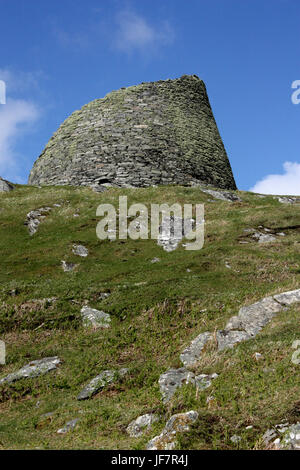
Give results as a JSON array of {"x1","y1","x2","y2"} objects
[{"x1": 0, "y1": 184, "x2": 299, "y2": 450}]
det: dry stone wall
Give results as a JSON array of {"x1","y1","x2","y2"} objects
[{"x1": 28, "y1": 75, "x2": 236, "y2": 190}]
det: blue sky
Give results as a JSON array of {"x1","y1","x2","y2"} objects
[{"x1": 0, "y1": 0, "x2": 299, "y2": 193}]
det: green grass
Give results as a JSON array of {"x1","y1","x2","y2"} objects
[{"x1": 0, "y1": 184, "x2": 299, "y2": 449}]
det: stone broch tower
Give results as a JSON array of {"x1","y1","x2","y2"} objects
[{"x1": 29, "y1": 75, "x2": 236, "y2": 190}]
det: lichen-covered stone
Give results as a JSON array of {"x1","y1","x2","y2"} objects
[
  {"x1": 216, "y1": 330, "x2": 251, "y2": 351},
  {"x1": 72, "y1": 244, "x2": 89, "y2": 257},
  {"x1": 80, "y1": 306, "x2": 111, "y2": 329},
  {"x1": 158, "y1": 367, "x2": 194, "y2": 403},
  {"x1": 77, "y1": 368, "x2": 128, "y2": 400},
  {"x1": 194, "y1": 373, "x2": 218, "y2": 390},
  {"x1": 57, "y1": 418, "x2": 79, "y2": 434},
  {"x1": 127, "y1": 413, "x2": 159, "y2": 437},
  {"x1": 146, "y1": 411, "x2": 198, "y2": 450},
  {"x1": 273, "y1": 288, "x2": 300, "y2": 306},
  {"x1": 25, "y1": 207, "x2": 52, "y2": 235},
  {"x1": 180, "y1": 332, "x2": 212, "y2": 367},
  {"x1": 0, "y1": 357, "x2": 60, "y2": 385},
  {"x1": 28, "y1": 75, "x2": 236, "y2": 191}
]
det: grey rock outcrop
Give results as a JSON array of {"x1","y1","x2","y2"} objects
[
  {"x1": 77, "y1": 368, "x2": 128, "y2": 400},
  {"x1": 28, "y1": 75, "x2": 236, "y2": 191},
  {"x1": 216, "y1": 290, "x2": 300, "y2": 351},
  {"x1": 147, "y1": 411, "x2": 198, "y2": 450},
  {"x1": 199, "y1": 187, "x2": 241, "y2": 202},
  {"x1": 263, "y1": 422, "x2": 300, "y2": 450},
  {"x1": 25, "y1": 207, "x2": 52, "y2": 235},
  {"x1": 127, "y1": 413, "x2": 159, "y2": 437},
  {"x1": 0, "y1": 357, "x2": 61, "y2": 385},
  {"x1": 57, "y1": 418, "x2": 79, "y2": 434},
  {"x1": 0, "y1": 177, "x2": 14, "y2": 192},
  {"x1": 180, "y1": 332, "x2": 212, "y2": 367},
  {"x1": 252, "y1": 231, "x2": 276, "y2": 243},
  {"x1": 80, "y1": 306, "x2": 111, "y2": 329},
  {"x1": 178, "y1": 289, "x2": 300, "y2": 356},
  {"x1": 158, "y1": 368, "x2": 195, "y2": 403},
  {"x1": 276, "y1": 196, "x2": 300, "y2": 204},
  {"x1": 158, "y1": 367, "x2": 217, "y2": 402}
]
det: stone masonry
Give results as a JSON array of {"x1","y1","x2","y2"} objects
[{"x1": 28, "y1": 75, "x2": 236, "y2": 190}]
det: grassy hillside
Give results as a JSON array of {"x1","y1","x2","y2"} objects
[{"x1": 0, "y1": 184, "x2": 299, "y2": 449}]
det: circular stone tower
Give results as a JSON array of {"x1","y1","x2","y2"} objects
[{"x1": 28, "y1": 75, "x2": 236, "y2": 190}]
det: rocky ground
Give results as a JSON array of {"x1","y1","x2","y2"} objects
[{"x1": 0, "y1": 182, "x2": 299, "y2": 450}]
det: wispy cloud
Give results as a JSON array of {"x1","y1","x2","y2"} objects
[
  {"x1": 0, "y1": 70, "x2": 40, "y2": 183},
  {"x1": 114, "y1": 11, "x2": 175, "y2": 53},
  {"x1": 0, "y1": 68, "x2": 44, "y2": 94},
  {"x1": 250, "y1": 161, "x2": 300, "y2": 196},
  {"x1": 52, "y1": 9, "x2": 175, "y2": 57},
  {"x1": 53, "y1": 28, "x2": 91, "y2": 49}
]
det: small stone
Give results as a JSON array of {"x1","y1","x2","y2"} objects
[
  {"x1": 150, "y1": 257, "x2": 160, "y2": 263},
  {"x1": 80, "y1": 306, "x2": 111, "y2": 329},
  {"x1": 230, "y1": 435, "x2": 241, "y2": 443},
  {"x1": 254, "y1": 352, "x2": 263, "y2": 361},
  {"x1": 99, "y1": 292, "x2": 111, "y2": 300},
  {"x1": 77, "y1": 368, "x2": 128, "y2": 400},
  {"x1": 57, "y1": 418, "x2": 79, "y2": 434},
  {"x1": 252, "y1": 231, "x2": 276, "y2": 243},
  {"x1": 126, "y1": 414, "x2": 159, "y2": 437},
  {"x1": 72, "y1": 244, "x2": 89, "y2": 257},
  {"x1": 61, "y1": 260, "x2": 77, "y2": 272}
]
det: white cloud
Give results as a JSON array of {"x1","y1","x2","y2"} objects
[
  {"x1": 114, "y1": 11, "x2": 175, "y2": 53},
  {"x1": 0, "y1": 68, "x2": 40, "y2": 182},
  {"x1": 0, "y1": 68, "x2": 43, "y2": 94},
  {"x1": 0, "y1": 99, "x2": 39, "y2": 182},
  {"x1": 250, "y1": 161, "x2": 300, "y2": 195}
]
